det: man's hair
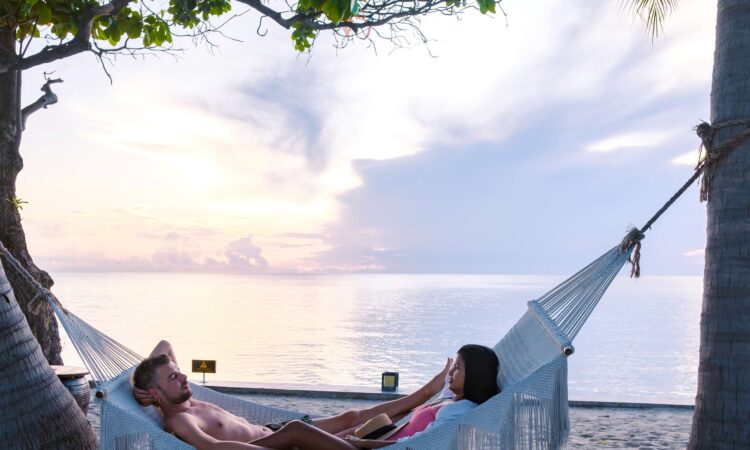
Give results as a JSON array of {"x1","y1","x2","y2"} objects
[
  {"x1": 457, "y1": 344, "x2": 500, "y2": 405},
  {"x1": 132, "y1": 354, "x2": 171, "y2": 390}
]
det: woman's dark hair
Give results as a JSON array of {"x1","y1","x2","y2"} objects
[{"x1": 458, "y1": 344, "x2": 500, "y2": 404}]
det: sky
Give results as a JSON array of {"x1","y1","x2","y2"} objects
[{"x1": 18, "y1": 0, "x2": 715, "y2": 275}]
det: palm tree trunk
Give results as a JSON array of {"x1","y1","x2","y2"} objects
[
  {"x1": 0, "y1": 26, "x2": 62, "y2": 365},
  {"x1": 0, "y1": 260, "x2": 97, "y2": 448},
  {"x1": 688, "y1": 0, "x2": 750, "y2": 447}
]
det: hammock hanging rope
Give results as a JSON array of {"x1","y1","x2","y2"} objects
[{"x1": 0, "y1": 245, "x2": 143, "y2": 382}]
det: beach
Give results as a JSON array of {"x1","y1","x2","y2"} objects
[{"x1": 85, "y1": 391, "x2": 692, "y2": 449}]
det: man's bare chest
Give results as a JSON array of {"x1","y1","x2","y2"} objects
[{"x1": 192, "y1": 403, "x2": 270, "y2": 441}]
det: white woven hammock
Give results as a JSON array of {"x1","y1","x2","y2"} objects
[{"x1": 0, "y1": 241, "x2": 633, "y2": 450}]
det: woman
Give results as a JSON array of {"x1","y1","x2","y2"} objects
[{"x1": 251, "y1": 344, "x2": 500, "y2": 450}]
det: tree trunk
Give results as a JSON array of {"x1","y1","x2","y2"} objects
[
  {"x1": 0, "y1": 27, "x2": 62, "y2": 365},
  {"x1": 688, "y1": 0, "x2": 750, "y2": 447},
  {"x1": 0, "y1": 260, "x2": 97, "y2": 448}
]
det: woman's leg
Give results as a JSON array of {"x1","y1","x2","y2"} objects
[
  {"x1": 250, "y1": 420, "x2": 357, "y2": 450},
  {"x1": 313, "y1": 357, "x2": 452, "y2": 434},
  {"x1": 331, "y1": 410, "x2": 411, "y2": 438}
]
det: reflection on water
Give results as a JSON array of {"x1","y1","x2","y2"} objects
[{"x1": 52, "y1": 273, "x2": 700, "y2": 404}]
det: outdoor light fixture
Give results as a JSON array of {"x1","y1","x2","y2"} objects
[{"x1": 381, "y1": 371, "x2": 399, "y2": 392}]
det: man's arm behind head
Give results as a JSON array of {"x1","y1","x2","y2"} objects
[
  {"x1": 131, "y1": 340, "x2": 176, "y2": 407},
  {"x1": 150, "y1": 340, "x2": 177, "y2": 362}
]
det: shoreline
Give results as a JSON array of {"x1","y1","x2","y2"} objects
[
  {"x1": 86, "y1": 386, "x2": 692, "y2": 448},
  {"x1": 202, "y1": 380, "x2": 694, "y2": 410}
]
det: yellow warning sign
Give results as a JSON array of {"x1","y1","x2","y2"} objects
[{"x1": 192, "y1": 359, "x2": 216, "y2": 373}]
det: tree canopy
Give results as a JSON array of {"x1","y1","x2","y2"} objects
[{"x1": 1, "y1": 0, "x2": 502, "y2": 72}]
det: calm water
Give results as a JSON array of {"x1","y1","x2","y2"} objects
[{"x1": 52, "y1": 273, "x2": 701, "y2": 405}]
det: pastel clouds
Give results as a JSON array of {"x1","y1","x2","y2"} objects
[
  {"x1": 17, "y1": 0, "x2": 714, "y2": 275},
  {"x1": 223, "y1": 237, "x2": 269, "y2": 271},
  {"x1": 35, "y1": 234, "x2": 269, "y2": 273}
]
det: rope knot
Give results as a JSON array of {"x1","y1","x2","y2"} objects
[
  {"x1": 695, "y1": 119, "x2": 750, "y2": 202},
  {"x1": 618, "y1": 227, "x2": 644, "y2": 252},
  {"x1": 696, "y1": 121, "x2": 716, "y2": 202},
  {"x1": 619, "y1": 227, "x2": 644, "y2": 278},
  {"x1": 695, "y1": 121, "x2": 713, "y2": 145}
]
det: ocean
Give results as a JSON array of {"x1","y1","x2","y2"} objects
[{"x1": 51, "y1": 272, "x2": 700, "y2": 405}]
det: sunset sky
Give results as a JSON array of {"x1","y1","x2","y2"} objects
[{"x1": 18, "y1": 0, "x2": 714, "y2": 275}]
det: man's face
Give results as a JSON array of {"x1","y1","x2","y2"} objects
[{"x1": 151, "y1": 361, "x2": 191, "y2": 405}]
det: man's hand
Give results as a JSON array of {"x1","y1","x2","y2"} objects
[
  {"x1": 150, "y1": 340, "x2": 177, "y2": 362},
  {"x1": 133, "y1": 387, "x2": 156, "y2": 406}
]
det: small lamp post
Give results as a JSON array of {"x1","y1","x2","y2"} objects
[{"x1": 381, "y1": 371, "x2": 399, "y2": 392}]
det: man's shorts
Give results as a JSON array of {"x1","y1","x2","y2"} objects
[{"x1": 265, "y1": 415, "x2": 315, "y2": 431}]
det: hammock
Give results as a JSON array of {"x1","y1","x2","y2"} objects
[{"x1": 0, "y1": 236, "x2": 635, "y2": 450}]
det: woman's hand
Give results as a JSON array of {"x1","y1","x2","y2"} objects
[
  {"x1": 132, "y1": 387, "x2": 156, "y2": 406},
  {"x1": 427, "y1": 357, "x2": 453, "y2": 395}
]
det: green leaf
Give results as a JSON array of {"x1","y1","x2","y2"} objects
[
  {"x1": 126, "y1": 22, "x2": 142, "y2": 38},
  {"x1": 624, "y1": 0, "x2": 678, "y2": 39},
  {"x1": 5, "y1": 196, "x2": 29, "y2": 211},
  {"x1": 20, "y1": 1, "x2": 36, "y2": 17},
  {"x1": 478, "y1": 0, "x2": 495, "y2": 14},
  {"x1": 125, "y1": 11, "x2": 143, "y2": 38},
  {"x1": 36, "y1": 4, "x2": 53, "y2": 24},
  {"x1": 50, "y1": 23, "x2": 66, "y2": 38},
  {"x1": 291, "y1": 22, "x2": 316, "y2": 52},
  {"x1": 321, "y1": 0, "x2": 351, "y2": 24}
]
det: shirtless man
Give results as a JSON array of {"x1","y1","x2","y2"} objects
[{"x1": 132, "y1": 340, "x2": 451, "y2": 450}]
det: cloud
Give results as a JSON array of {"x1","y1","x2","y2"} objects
[
  {"x1": 586, "y1": 131, "x2": 672, "y2": 153},
  {"x1": 150, "y1": 250, "x2": 202, "y2": 271},
  {"x1": 671, "y1": 151, "x2": 699, "y2": 166},
  {"x1": 164, "y1": 232, "x2": 180, "y2": 242},
  {"x1": 275, "y1": 232, "x2": 327, "y2": 240},
  {"x1": 304, "y1": 244, "x2": 391, "y2": 273},
  {"x1": 683, "y1": 248, "x2": 704, "y2": 258},
  {"x1": 17, "y1": 0, "x2": 714, "y2": 275},
  {"x1": 113, "y1": 207, "x2": 158, "y2": 222},
  {"x1": 311, "y1": 110, "x2": 709, "y2": 275},
  {"x1": 222, "y1": 236, "x2": 269, "y2": 271},
  {"x1": 38, "y1": 236, "x2": 269, "y2": 273}
]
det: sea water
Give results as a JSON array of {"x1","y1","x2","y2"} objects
[{"x1": 51, "y1": 272, "x2": 700, "y2": 405}]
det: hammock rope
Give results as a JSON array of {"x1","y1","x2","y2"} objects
[
  {"x1": 615, "y1": 119, "x2": 750, "y2": 277},
  {"x1": 0, "y1": 242, "x2": 143, "y2": 382}
]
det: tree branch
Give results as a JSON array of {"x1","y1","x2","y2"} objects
[
  {"x1": 236, "y1": 0, "x2": 449, "y2": 32},
  {"x1": 0, "y1": 0, "x2": 134, "y2": 74},
  {"x1": 236, "y1": 0, "x2": 298, "y2": 29},
  {"x1": 21, "y1": 76, "x2": 63, "y2": 130}
]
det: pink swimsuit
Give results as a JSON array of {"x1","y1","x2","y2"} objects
[{"x1": 388, "y1": 403, "x2": 445, "y2": 440}]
